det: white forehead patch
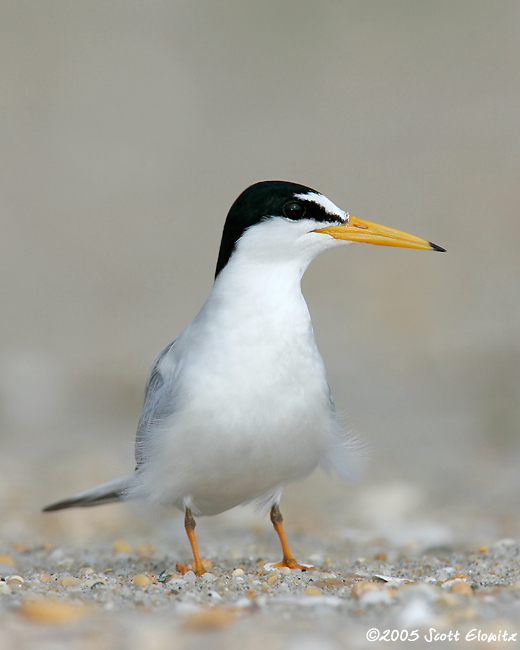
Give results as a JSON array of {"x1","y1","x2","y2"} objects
[{"x1": 294, "y1": 191, "x2": 348, "y2": 222}]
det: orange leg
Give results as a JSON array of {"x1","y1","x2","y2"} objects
[
  {"x1": 270, "y1": 503, "x2": 308, "y2": 570},
  {"x1": 183, "y1": 507, "x2": 205, "y2": 576}
]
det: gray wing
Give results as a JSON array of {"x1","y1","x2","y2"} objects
[{"x1": 135, "y1": 339, "x2": 177, "y2": 468}]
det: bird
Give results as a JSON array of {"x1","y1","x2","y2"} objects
[{"x1": 43, "y1": 180, "x2": 444, "y2": 574}]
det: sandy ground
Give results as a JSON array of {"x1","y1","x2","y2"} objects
[
  {"x1": 2, "y1": 532, "x2": 520, "y2": 649},
  {"x1": 2, "y1": 470, "x2": 520, "y2": 650}
]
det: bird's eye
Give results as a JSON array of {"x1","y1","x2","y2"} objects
[{"x1": 282, "y1": 201, "x2": 305, "y2": 220}]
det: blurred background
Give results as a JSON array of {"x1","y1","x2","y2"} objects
[{"x1": 1, "y1": 1, "x2": 519, "y2": 553}]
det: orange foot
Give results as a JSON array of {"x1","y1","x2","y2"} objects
[
  {"x1": 176, "y1": 559, "x2": 213, "y2": 576},
  {"x1": 272, "y1": 557, "x2": 311, "y2": 570}
]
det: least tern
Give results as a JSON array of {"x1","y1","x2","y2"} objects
[{"x1": 44, "y1": 180, "x2": 444, "y2": 574}]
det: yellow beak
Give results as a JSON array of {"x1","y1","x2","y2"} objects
[{"x1": 313, "y1": 216, "x2": 445, "y2": 252}]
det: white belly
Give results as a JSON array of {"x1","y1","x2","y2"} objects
[{"x1": 135, "y1": 330, "x2": 338, "y2": 515}]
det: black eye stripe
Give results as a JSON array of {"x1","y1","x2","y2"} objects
[{"x1": 283, "y1": 201, "x2": 305, "y2": 220}]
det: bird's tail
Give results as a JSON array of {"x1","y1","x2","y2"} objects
[{"x1": 42, "y1": 477, "x2": 130, "y2": 512}]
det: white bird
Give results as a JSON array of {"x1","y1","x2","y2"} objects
[{"x1": 44, "y1": 180, "x2": 444, "y2": 574}]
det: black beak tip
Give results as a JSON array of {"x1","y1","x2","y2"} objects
[{"x1": 429, "y1": 241, "x2": 446, "y2": 252}]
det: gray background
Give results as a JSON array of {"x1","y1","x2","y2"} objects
[{"x1": 1, "y1": 1, "x2": 519, "y2": 550}]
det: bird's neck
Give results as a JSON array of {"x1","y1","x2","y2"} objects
[
  {"x1": 205, "y1": 260, "x2": 312, "y2": 338},
  {"x1": 218, "y1": 258, "x2": 305, "y2": 304},
  {"x1": 183, "y1": 260, "x2": 320, "y2": 387}
]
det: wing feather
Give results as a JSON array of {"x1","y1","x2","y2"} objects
[{"x1": 135, "y1": 340, "x2": 177, "y2": 468}]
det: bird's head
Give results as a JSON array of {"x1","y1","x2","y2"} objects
[{"x1": 215, "y1": 181, "x2": 444, "y2": 278}]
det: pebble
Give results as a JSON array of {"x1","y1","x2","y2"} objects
[
  {"x1": 436, "y1": 567, "x2": 456, "y2": 582},
  {"x1": 441, "y1": 575, "x2": 470, "y2": 590},
  {"x1": 304, "y1": 586, "x2": 322, "y2": 596},
  {"x1": 136, "y1": 544, "x2": 155, "y2": 558},
  {"x1": 351, "y1": 580, "x2": 396, "y2": 605},
  {"x1": 183, "y1": 571, "x2": 197, "y2": 583},
  {"x1": 7, "y1": 575, "x2": 24, "y2": 588},
  {"x1": 19, "y1": 598, "x2": 89, "y2": 624},
  {"x1": 182, "y1": 606, "x2": 236, "y2": 629},
  {"x1": 58, "y1": 576, "x2": 82, "y2": 587},
  {"x1": 199, "y1": 572, "x2": 217, "y2": 582},
  {"x1": 47, "y1": 548, "x2": 64, "y2": 560},
  {"x1": 163, "y1": 574, "x2": 181, "y2": 583},
  {"x1": 84, "y1": 578, "x2": 107, "y2": 588},
  {"x1": 48, "y1": 550, "x2": 74, "y2": 567},
  {"x1": 351, "y1": 580, "x2": 385, "y2": 599},
  {"x1": 176, "y1": 562, "x2": 190, "y2": 575},
  {"x1": 166, "y1": 579, "x2": 185, "y2": 588},
  {"x1": 398, "y1": 598, "x2": 434, "y2": 628},
  {"x1": 235, "y1": 597, "x2": 255, "y2": 608},
  {"x1": 0, "y1": 554, "x2": 15, "y2": 567},
  {"x1": 0, "y1": 582, "x2": 11, "y2": 595},
  {"x1": 435, "y1": 591, "x2": 460, "y2": 607},
  {"x1": 311, "y1": 577, "x2": 345, "y2": 589},
  {"x1": 113, "y1": 539, "x2": 132, "y2": 554},
  {"x1": 359, "y1": 588, "x2": 395, "y2": 606},
  {"x1": 39, "y1": 574, "x2": 53, "y2": 583},
  {"x1": 449, "y1": 581, "x2": 473, "y2": 596},
  {"x1": 400, "y1": 583, "x2": 439, "y2": 603},
  {"x1": 493, "y1": 538, "x2": 517, "y2": 547},
  {"x1": 131, "y1": 574, "x2": 152, "y2": 587},
  {"x1": 231, "y1": 568, "x2": 244, "y2": 577},
  {"x1": 80, "y1": 567, "x2": 95, "y2": 576}
]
